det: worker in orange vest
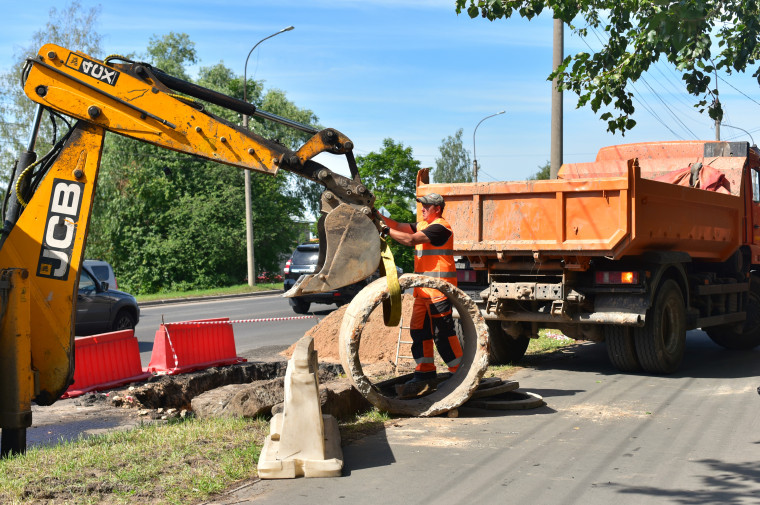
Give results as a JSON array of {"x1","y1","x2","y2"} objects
[{"x1": 379, "y1": 193, "x2": 463, "y2": 390}]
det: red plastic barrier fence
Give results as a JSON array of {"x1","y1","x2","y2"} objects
[
  {"x1": 62, "y1": 329, "x2": 151, "y2": 399},
  {"x1": 147, "y1": 318, "x2": 245, "y2": 375}
]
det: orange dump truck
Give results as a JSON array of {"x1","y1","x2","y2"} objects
[{"x1": 418, "y1": 140, "x2": 760, "y2": 373}]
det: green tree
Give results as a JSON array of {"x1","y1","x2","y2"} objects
[
  {"x1": 0, "y1": 1, "x2": 103, "y2": 183},
  {"x1": 528, "y1": 161, "x2": 551, "y2": 180},
  {"x1": 86, "y1": 34, "x2": 314, "y2": 293},
  {"x1": 456, "y1": 0, "x2": 760, "y2": 134},
  {"x1": 256, "y1": 90, "x2": 323, "y2": 219},
  {"x1": 147, "y1": 32, "x2": 197, "y2": 79},
  {"x1": 356, "y1": 138, "x2": 421, "y2": 274},
  {"x1": 433, "y1": 128, "x2": 472, "y2": 183}
]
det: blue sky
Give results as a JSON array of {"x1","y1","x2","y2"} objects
[{"x1": 2, "y1": 0, "x2": 759, "y2": 182}]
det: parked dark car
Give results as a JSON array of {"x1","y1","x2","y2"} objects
[
  {"x1": 75, "y1": 263, "x2": 140, "y2": 336},
  {"x1": 83, "y1": 259, "x2": 118, "y2": 290},
  {"x1": 283, "y1": 242, "x2": 400, "y2": 314}
]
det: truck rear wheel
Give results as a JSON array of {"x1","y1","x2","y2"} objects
[
  {"x1": 705, "y1": 276, "x2": 760, "y2": 350},
  {"x1": 634, "y1": 279, "x2": 686, "y2": 374},
  {"x1": 485, "y1": 320, "x2": 530, "y2": 365},
  {"x1": 605, "y1": 325, "x2": 641, "y2": 372}
]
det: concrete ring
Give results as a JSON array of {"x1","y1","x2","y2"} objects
[{"x1": 339, "y1": 273, "x2": 489, "y2": 417}]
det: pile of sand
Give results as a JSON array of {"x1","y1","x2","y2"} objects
[{"x1": 283, "y1": 294, "x2": 415, "y2": 366}]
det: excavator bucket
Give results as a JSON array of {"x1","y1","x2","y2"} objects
[{"x1": 285, "y1": 203, "x2": 381, "y2": 296}]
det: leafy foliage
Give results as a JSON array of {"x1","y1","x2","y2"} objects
[
  {"x1": 356, "y1": 138, "x2": 420, "y2": 273},
  {"x1": 433, "y1": 128, "x2": 473, "y2": 183},
  {"x1": 147, "y1": 32, "x2": 197, "y2": 78},
  {"x1": 0, "y1": 1, "x2": 103, "y2": 184},
  {"x1": 528, "y1": 161, "x2": 551, "y2": 180},
  {"x1": 455, "y1": 0, "x2": 760, "y2": 134}
]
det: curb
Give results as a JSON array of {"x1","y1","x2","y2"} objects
[{"x1": 139, "y1": 290, "x2": 284, "y2": 308}]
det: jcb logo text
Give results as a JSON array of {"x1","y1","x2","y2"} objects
[
  {"x1": 37, "y1": 179, "x2": 84, "y2": 281},
  {"x1": 66, "y1": 53, "x2": 120, "y2": 86}
]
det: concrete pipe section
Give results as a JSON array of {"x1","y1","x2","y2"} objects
[{"x1": 339, "y1": 274, "x2": 489, "y2": 417}]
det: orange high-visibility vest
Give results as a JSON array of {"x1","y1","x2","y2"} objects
[{"x1": 414, "y1": 217, "x2": 456, "y2": 299}]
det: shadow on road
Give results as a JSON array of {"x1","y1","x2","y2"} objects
[
  {"x1": 613, "y1": 459, "x2": 760, "y2": 504},
  {"x1": 341, "y1": 425, "x2": 396, "y2": 474},
  {"x1": 526, "y1": 330, "x2": 760, "y2": 380},
  {"x1": 527, "y1": 388, "x2": 585, "y2": 398}
]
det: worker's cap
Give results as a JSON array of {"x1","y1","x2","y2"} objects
[{"x1": 416, "y1": 193, "x2": 445, "y2": 207}]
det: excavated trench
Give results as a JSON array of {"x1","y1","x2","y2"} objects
[{"x1": 126, "y1": 359, "x2": 343, "y2": 411}]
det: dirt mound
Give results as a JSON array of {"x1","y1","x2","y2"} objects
[{"x1": 284, "y1": 294, "x2": 415, "y2": 365}]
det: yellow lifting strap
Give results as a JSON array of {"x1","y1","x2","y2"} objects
[{"x1": 379, "y1": 239, "x2": 401, "y2": 326}]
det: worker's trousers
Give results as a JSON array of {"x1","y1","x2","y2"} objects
[{"x1": 409, "y1": 295, "x2": 463, "y2": 375}]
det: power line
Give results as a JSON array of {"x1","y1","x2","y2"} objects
[
  {"x1": 718, "y1": 75, "x2": 760, "y2": 108},
  {"x1": 579, "y1": 28, "x2": 681, "y2": 137},
  {"x1": 638, "y1": 77, "x2": 699, "y2": 139},
  {"x1": 649, "y1": 64, "x2": 710, "y2": 126},
  {"x1": 629, "y1": 82, "x2": 685, "y2": 139}
]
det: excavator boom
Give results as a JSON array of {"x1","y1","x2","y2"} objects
[{"x1": 18, "y1": 43, "x2": 382, "y2": 293}]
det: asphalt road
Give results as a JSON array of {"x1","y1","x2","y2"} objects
[
  {"x1": 233, "y1": 329, "x2": 760, "y2": 505},
  {"x1": 134, "y1": 294, "x2": 333, "y2": 366}
]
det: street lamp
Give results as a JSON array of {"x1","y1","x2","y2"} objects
[
  {"x1": 242, "y1": 26, "x2": 294, "y2": 286},
  {"x1": 721, "y1": 123, "x2": 756, "y2": 147},
  {"x1": 472, "y1": 110, "x2": 505, "y2": 183}
]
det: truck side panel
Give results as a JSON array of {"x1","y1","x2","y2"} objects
[
  {"x1": 629, "y1": 174, "x2": 743, "y2": 261},
  {"x1": 420, "y1": 160, "x2": 744, "y2": 263}
]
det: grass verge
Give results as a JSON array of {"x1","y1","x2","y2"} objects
[
  {"x1": 0, "y1": 417, "x2": 268, "y2": 505},
  {"x1": 134, "y1": 283, "x2": 283, "y2": 303}
]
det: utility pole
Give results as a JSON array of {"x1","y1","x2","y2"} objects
[
  {"x1": 550, "y1": 18, "x2": 564, "y2": 179},
  {"x1": 714, "y1": 69, "x2": 720, "y2": 141}
]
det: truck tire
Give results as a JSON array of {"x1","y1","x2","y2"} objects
[
  {"x1": 605, "y1": 325, "x2": 641, "y2": 372},
  {"x1": 485, "y1": 320, "x2": 529, "y2": 366},
  {"x1": 634, "y1": 279, "x2": 686, "y2": 374},
  {"x1": 290, "y1": 298, "x2": 310, "y2": 314},
  {"x1": 705, "y1": 276, "x2": 760, "y2": 350}
]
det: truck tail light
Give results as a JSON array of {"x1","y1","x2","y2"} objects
[
  {"x1": 284, "y1": 258, "x2": 292, "y2": 275},
  {"x1": 596, "y1": 271, "x2": 639, "y2": 285}
]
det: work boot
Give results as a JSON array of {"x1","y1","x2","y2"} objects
[
  {"x1": 395, "y1": 371, "x2": 437, "y2": 399},
  {"x1": 408, "y1": 371, "x2": 437, "y2": 383}
]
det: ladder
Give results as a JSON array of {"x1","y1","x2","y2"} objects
[{"x1": 394, "y1": 316, "x2": 413, "y2": 370}]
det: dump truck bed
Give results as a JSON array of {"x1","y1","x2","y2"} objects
[{"x1": 418, "y1": 141, "x2": 749, "y2": 263}]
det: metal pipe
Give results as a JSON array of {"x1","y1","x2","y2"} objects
[
  {"x1": 452, "y1": 307, "x2": 645, "y2": 326},
  {"x1": 25, "y1": 104, "x2": 44, "y2": 152}
]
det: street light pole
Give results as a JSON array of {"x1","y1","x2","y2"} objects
[
  {"x1": 242, "y1": 26, "x2": 294, "y2": 286},
  {"x1": 472, "y1": 110, "x2": 505, "y2": 183}
]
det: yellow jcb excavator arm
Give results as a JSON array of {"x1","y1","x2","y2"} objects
[{"x1": 0, "y1": 44, "x2": 393, "y2": 455}]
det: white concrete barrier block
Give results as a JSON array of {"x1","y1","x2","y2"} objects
[{"x1": 258, "y1": 336, "x2": 343, "y2": 479}]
